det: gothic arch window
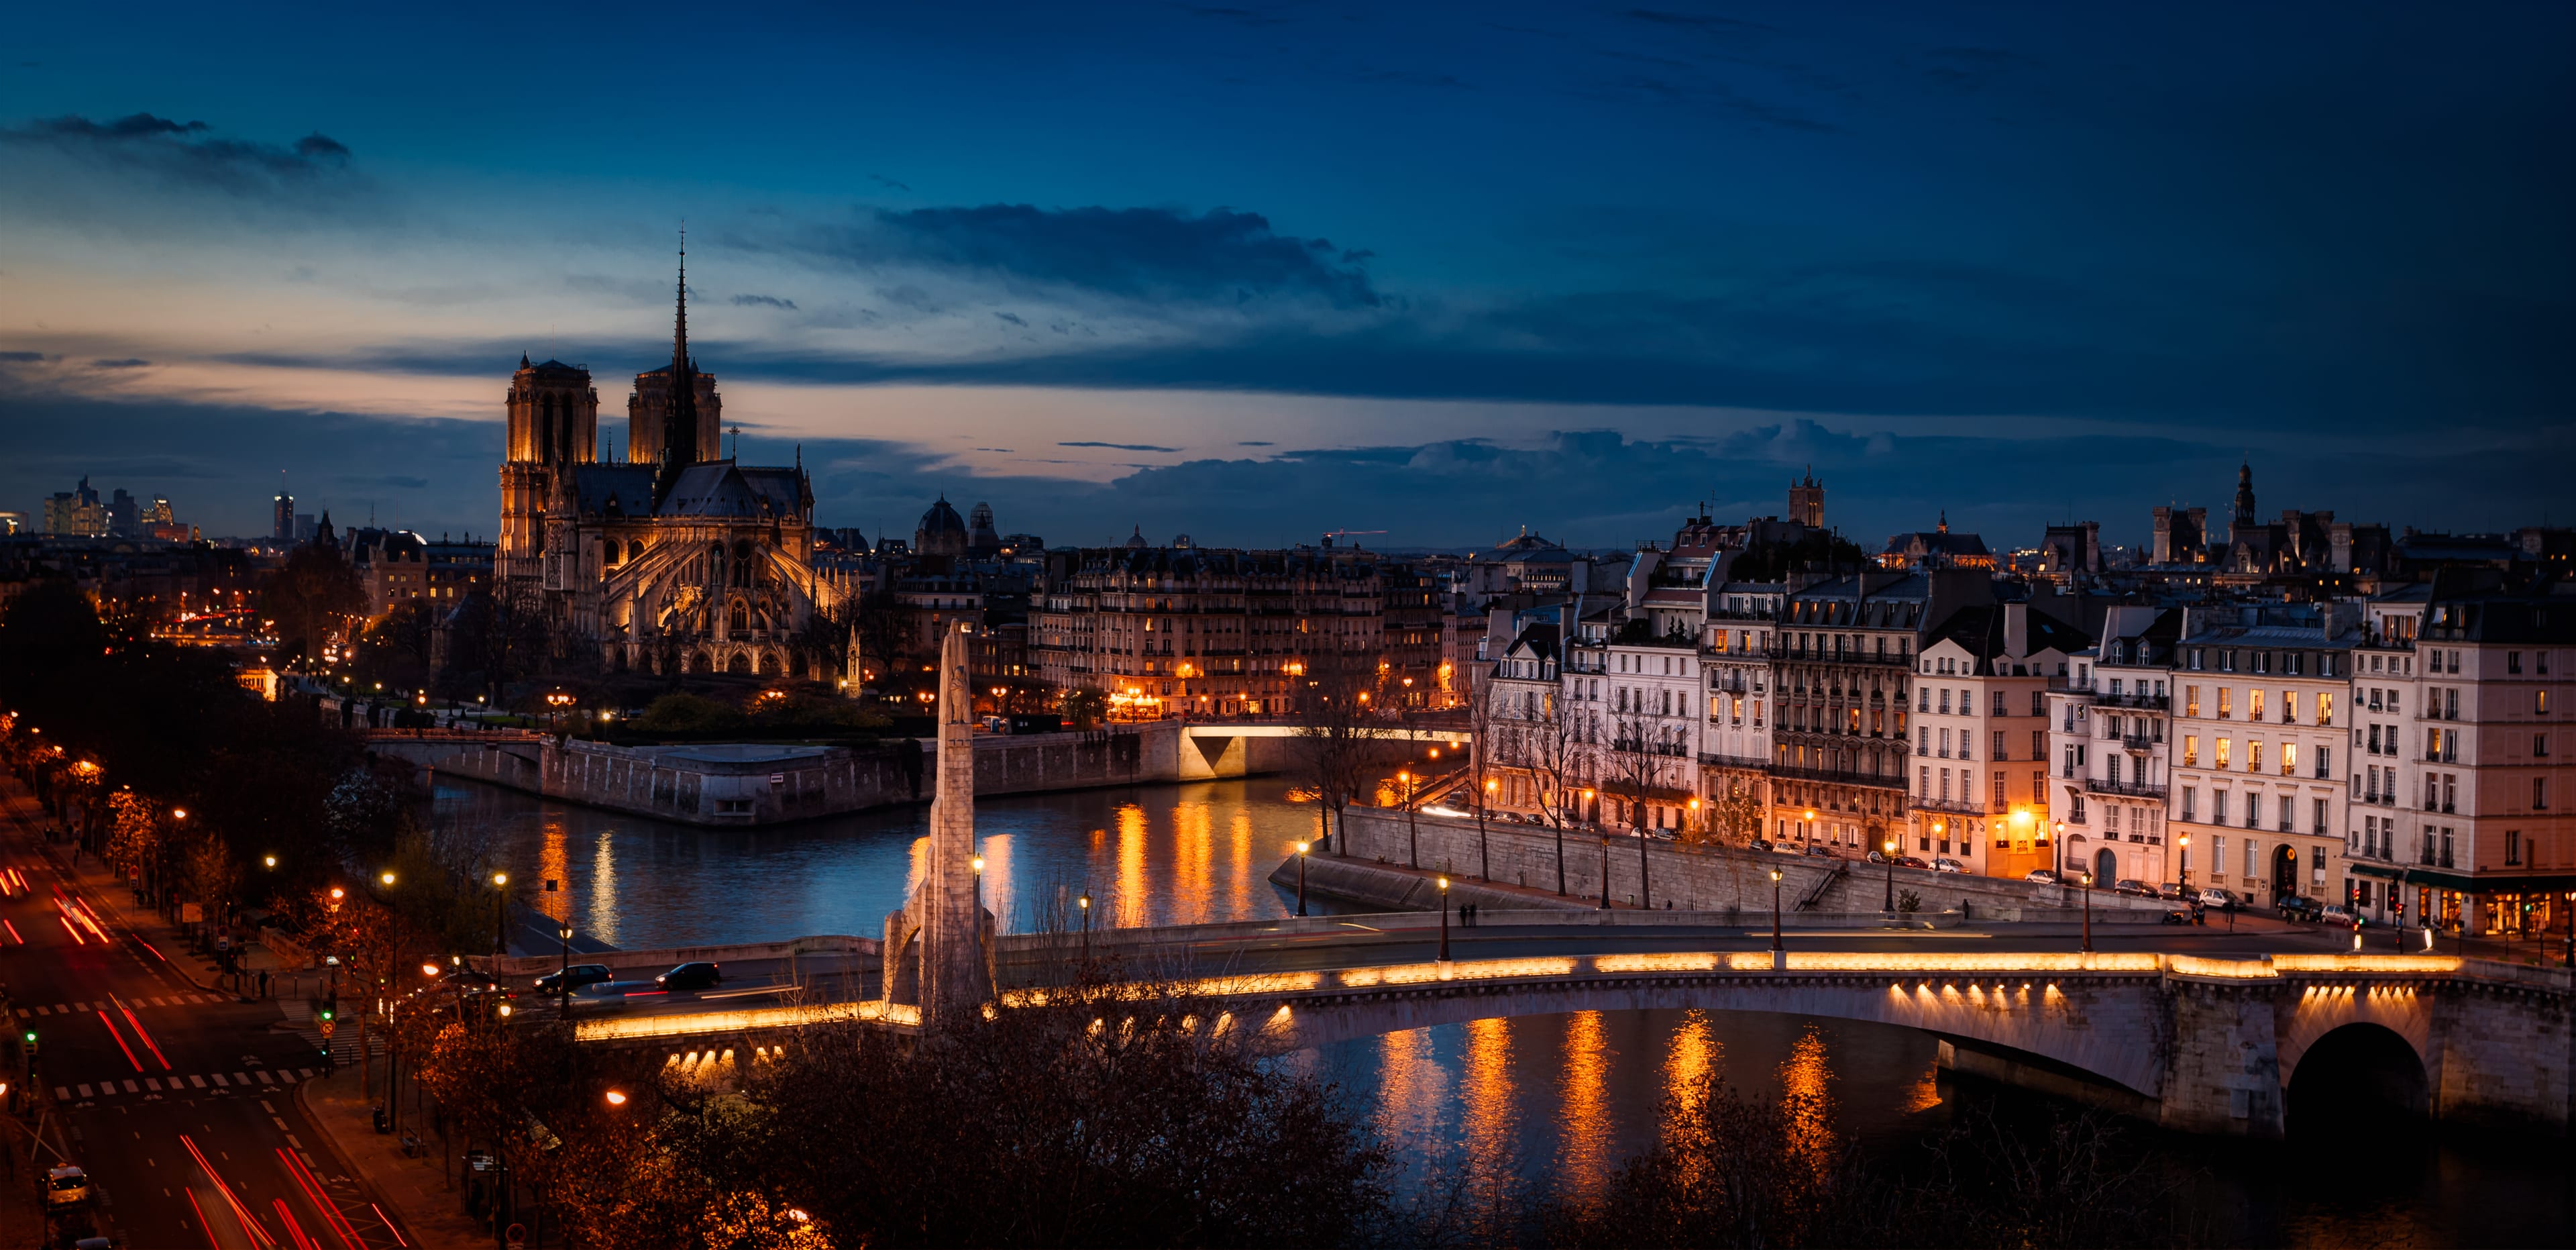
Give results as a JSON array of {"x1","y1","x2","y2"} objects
[
  {"x1": 604, "y1": 542, "x2": 621, "y2": 567},
  {"x1": 728, "y1": 652, "x2": 753, "y2": 676},
  {"x1": 729, "y1": 599, "x2": 750, "y2": 635},
  {"x1": 628, "y1": 540, "x2": 645, "y2": 562},
  {"x1": 755, "y1": 651, "x2": 773, "y2": 676}
]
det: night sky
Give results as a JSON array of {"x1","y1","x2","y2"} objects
[{"x1": 3, "y1": 2, "x2": 2568, "y2": 550}]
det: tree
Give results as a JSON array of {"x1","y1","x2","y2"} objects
[
  {"x1": 260, "y1": 540, "x2": 368, "y2": 661},
  {"x1": 1510, "y1": 679, "x2": 1595, "y2": 897},
  {"x1": 1291, "y1": 645, "x2": 1385, "y2": 856},
  {"x1": 1059, "y1": 685, "x2": 1109, "y2": 732},
  {"x1": 443, "y1": 580, "x2": 550, "y2": 705},
  {"x1": 1458, "y1": 660, "x2": 1500, "y2": 880}
]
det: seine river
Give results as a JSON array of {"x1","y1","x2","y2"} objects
[{"x1": 438, "y1": 775, "x2": 2571, "y2": 1247}]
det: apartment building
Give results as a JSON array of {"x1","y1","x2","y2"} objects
[
  {"x1": 2346, "y1": 579, "x2": 2575, "y2": 937},
  {"x1": 1596, "y1": 631, "x2": 1706, "y2": 833},
  {"x1": 2045, "y1": 607, "x2": 2182, "y2": 888},
  {"x1": 1764, "y1": 572, "x2": 1982, "y2": 850},
  {"x1": 1701, "y1": 582, "x2": 1786, "y2": 834},
  {"x1": 1029, "y1": 545, "x2": 1385, "y2": 717},
  {"x1": 2167, "y1": 607, "x2": 2359, "y2": 906},
  {"x1": 1911, "y1": 601, "x2": 2088, "y2": 878}
]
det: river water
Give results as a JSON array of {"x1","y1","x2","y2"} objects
[{"x1": 437, "y1": 775, "x2": 2573, "y2": 1247}]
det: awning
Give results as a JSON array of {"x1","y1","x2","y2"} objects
[{"x1": 2347, "y1": 862, "x2": 2576, "y2": 893}]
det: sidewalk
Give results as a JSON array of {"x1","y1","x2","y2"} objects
[{"x1": 298, "y1": 1068, "x2": 485, "y2": 1250}]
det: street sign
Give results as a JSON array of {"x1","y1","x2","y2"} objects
[
  {"x1": 316, "y1": 1016, "x2": 335, "y2": 1039},
  {"x1": 769, "y1": 773, "x2": 785, "y2": 785}
]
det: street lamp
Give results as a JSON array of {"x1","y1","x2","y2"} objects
[
  {"x1": 1077, "y1": 892, "x2": 1091, "y2": 961},
  {"x1": 2177, "y1": 833, "x2": 2192, "y2": 892},
  {"x1": 604, "y1": 1090, "x2": 628, "y2": 1106},
  {"x1": 557, "y1": 925, "x2": 575, "y2": 1005},
  {"x1": 2080, "y1": 871, "x2": 2094, "y2": 953},
  {"x1": 1770, "y1": 868, "x2": 1784, "y2": 952},
  {"x1": 1883, "y1": 837, "x2": 1898, "y2": 911},
  {"x1": 1398, "y1": 770, "x2": 1419, "y2": 869},
  {"x1": 1437, "y1": 876, "x2": 1451, "y2": 963},
  {"x1": 1294, "y1": 842, "x2": 1310, "y2": 917},
  {"x1": 490, "y1": 872, "x2": 509, "y2": 957}
]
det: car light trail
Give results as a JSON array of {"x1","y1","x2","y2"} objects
[
  {"x1": 277, "y1": 1145, "x2": 369, "y2": 1250},
  {"x1": 97, "y1": 1009, "x2": 143, "y2": 1071},
  {"x1": 182, "y1": 1133, "x2": 279, "y2": 1248},
  {"x1": 372, "y1": 1202, "x2": 409, "y2": 1246},
  {"x1": 58, "y1": 915, "x2": 85, "y2": 944},
  {"x1": 121, "y1": 1002, "x2": 172, "y2": 1070},
  {"x1": 136, "y1": 937, "x2": 168, "y2": 961},
  {"x1": 185, "y1": 1188, "x2": 225, "y2": 1250},
  {"x1": 2, "y1": 919, "x2": 19, "y2": 944},
  {"x1": 274, "y1": 1197, "x2": 320, "y2": 1250}
]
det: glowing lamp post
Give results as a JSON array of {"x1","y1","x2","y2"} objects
[
  {"x1": 1883, "y1": 837, "x2": 1898, "y2": 911},
  {"x1": 1436, "y1": 876, "x2": 1451, "y2": 963},
  {"x1": 1770, "y1": 868, "x2": 1784, "y2": 951},
  {"x1": 1294, "y1": 842, "x2": 1310, "y2": 917}
]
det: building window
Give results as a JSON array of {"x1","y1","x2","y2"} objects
[
  {"x1": 2250, "y1": 690, "x2": 2265, "y2": 722},
  {"x1": 2316, "y1": 745, "x2": 2331, "y2": 778},
  {"x1": 2506, "y1": 830, "x2": 2522, "y2": 866},
  {"x1": 2538, "y1": 778, "x2": 2551, "y2": 811},
  {"x1": 2211, "y1": 790, "x2": 2226, "y2": 825},
  {"x1": 2244, "y1": 792, "x2": 2261, "y2": 829},
  {"x1": 2182, "y1": 787, "x2": 2198, "y2": 821},
  {"x1": 2184, "y1": 735, "x2": 2199, "y2": 767},
  {"x1": 2218, "y1": 688, "x2": 2232, "y2": 719},
  {"x1": 2280, "y1": 743, "x2": 2296, "y2": 776},
  {"x1": 2312, "y1": 798, "x2": 2328, "y2": 836}
]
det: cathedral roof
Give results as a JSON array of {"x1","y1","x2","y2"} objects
[
  {"x1": 569, "y1": 462, "x2": 804, "y2": 521},
  {"x1": 919, "y1": 496, "x2": 966, "y2": 535}
]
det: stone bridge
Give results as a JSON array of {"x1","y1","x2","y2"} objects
[{"x1": 561, "y1": 934, "x2": 2572, "y2": 1139}]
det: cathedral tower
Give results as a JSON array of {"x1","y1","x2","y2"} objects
[
  {"x1": 2231, "y1": 461, "x2": 2258, "y2": 542},
  {"x1": 1788, "y1": 467, "x2": 1824, "y2": 529},
  {"x1": 498, "y1": 355, "x2": 598, "y2": 586},
  {"x1": 628, "y1": 249, "x2": 722, "y2": 467}
]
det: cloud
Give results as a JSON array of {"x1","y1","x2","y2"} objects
[
  {"x1": 0, "y1": 351, "x2": 48, "y2": 363},
  {"x1": 1058, "y1": 440, "x2": 1182, "y2": 453},
  {"x1": 994, "y1": 311, "x2": 1026, "y2": 327},
  {"x1": 1, "y1": 111, "x2": 358, "y2": 197},
  {"x1": 730, "y1": 293, "x2": 798, "y2": 310},
  {"x1": 342, "y1": 474, "x2": 430, "y2": 488},
  {"x1": 89, "y1": 358, "x2": 150, "y2": 368},
  {"x1": 740, "y1": 203, "x2": 1381, "y2": 309},
  {"x1": 1236, "y1": 440, "x2": 1275, "y2": 446},
  {"x1": 867, "y1": 173, "x2": 911, "y2": 192}
]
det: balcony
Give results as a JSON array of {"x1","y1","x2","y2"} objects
[
  {"x1": 1768, "y1": 762, "x2": 1908, "y2": 790},
  {"x1": 2120, "y1": 732, "x2": 2158, "y2": 751},
  {"x1": 1765, "y1": 646, "x2": 1913, "y2": 667},
  {"x1": 2084, "y1": 776, "x2": 2168, "y2": 800},
  {"x1": 1910, "y1": 795, "x2": 1990, "y2": 816},
  {"x1": 1697, "y1": 751, "x2": 1772, "y2": 770},
  {"x1": 2098, "y1": 690, "x2": 2169, "y2": 711}
]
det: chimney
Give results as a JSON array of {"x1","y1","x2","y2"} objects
[{"x1": 2003, "y1": 601, "x2": 2029, "y2": 659}]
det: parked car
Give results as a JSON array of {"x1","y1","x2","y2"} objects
[
  {"x1": 2198, "y1": 888, "x2": 2239, "y2": 908},
  {"x1": 2112, "y1": 878, "x2": 2156, "y2": 898},
  {"x1": 535, "y1": 963, "x2": 614, "y2": 996},
  {"x1": 2320, "y1": 904, "x2": 2361, "y2": 928},
  {"x1": 1746, "y1": 838, "x2": 1774, "y2": 853},
  {"x1": 1897, "y1": 855, "x2": 1930, "y2": 870},
  {"x1": 441, "y1": 970, "x2": 506, "y2": 994},
  {"x1": 2157, "y1": 882, "x2": 2190, "y2": 900},
  {"x1": 2277, "y1": 894, "x2": 2324, "y2": 923},
  {"x1": 46, "y1": 1165, "x2": 91, "y2": 1208},
  {"x1": 1802, "y1": 843, "x2": 1837, "y2": 858},
  {"x1": 1933, "y1": 857, "x2": 1966, "y2": 874},
  {"x1": 1866, "y1": 849, "x2": 1890, "y2": 864},
  {"x1": 2024, "y1": 869, "x2": 2063, "y2": 885},
  {"x1": 655, "y1": 961, "x2": 722, "y2": 992}
]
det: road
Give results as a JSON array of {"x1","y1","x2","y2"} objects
[{"x1": 0, "y1": 788, "x2": 410, "y2": 1249}]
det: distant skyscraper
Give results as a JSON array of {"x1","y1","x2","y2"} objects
[
  {"x1": 295, "y1": 513, "x2": 316, "y2": 543},
  {"x1": 42, "y1": 477, "x2": 108, "y2": 536},
  {"x1": 273, "y1": 491, "x2": 297, "y2": 541}
]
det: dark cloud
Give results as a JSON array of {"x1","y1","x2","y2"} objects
[
  {"x1": 1058, "y1": 440, "x2": 1181, "y2": 453},
  {"x1": 994, "y1": 311, "x2": 1027, "y2": 327},
  {"x1": 1236, "y1": 440, "x2": 1275, "y2": 446},
  {"x1": 739, "y1": 203, "x2": 1381, "y2": 308},
  {"x1": 341, "y1": 474, "x2": 429, "y2": 488},
  {"x1": 89, "y1": 358, "x2": 150, "y2": 368},
  {"x1": 730, "y1": 293, "x2": 798, "y2": 310},
  {"x1": 0, "y1": 351, "x2": 48, "y2": 362},
  {"x1": 867, "y1": 174, "x2": 911, "y2": 192},
  {"x1": 1, "y1": 111, "x2": 358, "y2": 198}
]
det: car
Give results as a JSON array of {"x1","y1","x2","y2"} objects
[
  {"x1": 1897, "y1": 855, "x2": 1930, "y2": 870},
  {"x1": 655, "y1": 961, "x2": 722, "y2": 992},
  {"x1": 2197, "y1": 888, "x2": 2239, "y2": 908},
  {"x1": 1802, "y1": 843, "x2": 1836, "y2": 858},
  {"x1": 2157, "y1": 882, "x2": 2190, "y2": 900},
  {"x1": 2320, "y1": 904, "x2": 2361, "y2": 927},
  {"x1": 1866, "y1": 849, "x2": 1890, "y2": 864},
  {"x1": 2277, "y1": 895, "x2": 2324, "y2": 922},
  {"x1": 1746, "y1": 837, "x2": 1774, "y2": 853},
  {"x1": 46, "y1": 1165, "x2": 90, "y2": 1208},
  {"x1": 442, "y1": 969, "x2": 506, "y2": 993},
  {"x1": 535, "y1": 963, "x2": 614, "y2": 996},
  {"x1": 2112, "y1": 879, "x2": 2156, "y2": 898},
  {"x1": 1933, "y1": 857, "x2": 1966, "y2": 874},
  {"x1": 2024, "y1": 869, "x2": 2063, "y2": 885}
]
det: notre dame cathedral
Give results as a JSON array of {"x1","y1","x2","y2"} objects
[{"x1": 495, "y1": 254, "x2": 845, "y2": 678}]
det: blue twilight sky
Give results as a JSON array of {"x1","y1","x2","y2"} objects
[{"x1": 1, "y1": 1, "x2": 2568, "y2": 550}]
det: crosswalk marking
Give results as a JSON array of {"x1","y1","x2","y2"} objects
[
  {"x1": 255, "y1": 1070, "x2": 274, "y2": 1084},
  {"x1": 53, "y1": 1086, "x2": 68, "y2": 1100},
  {"x1": 121, "y1": 1079, "x2": 138, "y2": 1093},
  {"x1": 44, "y1": 1069, "x2": 307, "y2": 1102},
  {"x1": 211, "y1": 1073, "x2": 229, "y2": 1086},
  {"x1": 146, "y1": 1078, "x2": 162, "y2": 1091},
  {"x1": 233, "y1": 1072, "x2": 251, "y2": 1085},
  {"x1": 32, "y1": 993, "x2": 217, "y2": 1014},
  {"x1": 75, "y1": 1083, "x2": 92, "y2": 1098},
  {"x1": 189, "y1": 1075, "x2": 206, "y2": 1088}
]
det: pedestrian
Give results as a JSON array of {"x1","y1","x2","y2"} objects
[
  {"x1": 258, "y1": 969, "x2": 270, "y2": 1000},
  {"x1": 2225, "y1": 898, "x2": 2236, "y2": 930}
]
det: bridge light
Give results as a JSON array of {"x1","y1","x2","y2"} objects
[{"x1": 605, "y1": 1090, "x2": 628, "y2": 1105}]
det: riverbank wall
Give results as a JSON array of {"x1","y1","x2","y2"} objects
[
  {"x1": 366, "y1": 721, "x2": 1319, "y2": 826},
  {"x1": 1328, "y1": 807, "x2": 2171, "y2": 917}
]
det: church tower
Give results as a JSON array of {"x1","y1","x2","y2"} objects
[
  {"x1": 629, "y1": 248, "x2": 722, "y2": 467},
  {"x1": 2230, "y1": 461, "x2": 2258, "y2": 543},
  {"x1": 498, "y1": 354, "x2": 598, "y2": 587},
  {"x1": 1788, "y1": 467, "x2": 1824, "y2": 529}
]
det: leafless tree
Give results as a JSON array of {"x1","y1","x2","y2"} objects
[
  {"x1": 1458, "y1": 660, "x2": 1500, "y2": 880},
  {"x1": 1511, "y1": 683, "x2": 1596, "y2": 898},
  {"x1": 1292, "y1": 643, "x2": 1385, "y2": 856}
]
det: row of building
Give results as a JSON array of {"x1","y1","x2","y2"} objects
[{"x1": 1472, "y1": 491, "x2": 2572, "y2": 944}]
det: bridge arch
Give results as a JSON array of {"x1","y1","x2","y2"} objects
[
  {"x1": 1261, "y1": 974, "x2": 2168, "y2": 1101},
  {"x1": 2285, "y1": 1021, "x2": 2427, "y2": 1137}
]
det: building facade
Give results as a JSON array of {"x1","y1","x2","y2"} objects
[{"x1": 2166, "y1": 607, "x2": 2359, "y2": 907}]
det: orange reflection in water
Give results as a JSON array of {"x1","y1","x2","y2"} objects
[
  {"x1": 1556, "y1": 1010, "x2": 1611, "y2": 1200},
  {"x1": 1900, "y1": 1059, "x2": 1943, "y2": 1114},
  {"x1": 1462, "y1": 1016, "x2": 1517, "y2": 1187},
  {"x1": 1665, "y1": 1008, "x2": 1718, "y2": 1116},
  {"x1": 1115, "y1": 803, "x2": 1148, "y2": 927},
  {"x1": 1227, "y1": 808, "x2": 1254, "y2": 920},
  {"x1": 1777, "y1": 1026, "x2": 1841, "y2": 1183},
  {"x1": 1175, "y1": 800, "x2": 1211, "y2": 922},
  {"x1": 1374, "y1": 1027, "x2": 1447, "y2": 1149},
  {"x1": 535, "y1": 821, "x2": 570, "y2": 923}
]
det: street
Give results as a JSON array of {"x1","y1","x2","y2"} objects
[{"x1": 1, "y1": 786, "x2": 410, "y2": 1249}]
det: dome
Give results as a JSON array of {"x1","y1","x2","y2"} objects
[
  {"x1": 1124, "y1": 525, "x2": 1148, "y2": 550},
  {"x1": 918, "y1": 495, "x2": 966, "y2": 535}
]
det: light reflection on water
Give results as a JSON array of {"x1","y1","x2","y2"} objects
[{"x1": 437, "y1": 774, "x2": 1321, "y2": 947}]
